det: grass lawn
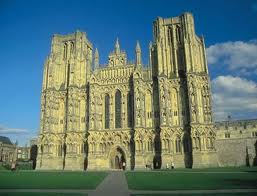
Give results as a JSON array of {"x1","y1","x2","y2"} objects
[
  {"x1": 0, "y1": 171, "x2": 107, "y2": 189},
  {"x1": 158, "y1": 167, "x2": 257, "y2": 172},
  {"x1": 1, "y1": 193, "x2": 86, "y2": 196},
  {"x1": 126, "y1": 167, "x2": 257, "y2": 190},
  {"x1": 132, "y1": 194, "x2": 257, "y2": 196}
]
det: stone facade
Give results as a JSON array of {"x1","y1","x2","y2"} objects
[
  {"x1": 0, "y1": 136, "x2": 16, "y2": 164},
  {"x1": 37, "y1": 12, "x2": 217, "y2": 170},
  {"x1": 215, "y1": 119, "x2": 257, "y2": 167}
]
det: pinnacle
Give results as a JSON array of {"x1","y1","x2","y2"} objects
[
  {"x1": 136, "y1": 40, "x2": 141, "y2": 51},
  {"x1": 115, "y1": 38, "x2": 120, "y2": 54},
  {"x1": 95, "y1": 48, "x2": 99, "y2": 57}
]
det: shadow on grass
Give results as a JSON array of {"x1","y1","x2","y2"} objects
[
  {"x1": 245, "y1": 170, "x2": 257, "y2": 173},
  {"x1": 224, "y1": 179, "x2": 257, "y2": 189}
]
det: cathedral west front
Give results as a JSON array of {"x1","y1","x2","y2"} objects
[{"x1": 37, "y1": 12, "x2": 218, "y2": 170}]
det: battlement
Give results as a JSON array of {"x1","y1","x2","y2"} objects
[{"x1": 215, "y1": 119, "x2": 257, "y2": 130}]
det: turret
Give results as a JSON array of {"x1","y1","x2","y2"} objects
[
  {"x1": 135, "y1": 41, "x2": 142, "y2": 67},
  {"x1": 94, "y1": 48, "x2": 99, "y2": 70},
  {"x1": 115, "y1": 38, "x2": 120, "y2": 54},
  {"x1": 148, "y1": 41, "x2": 153, "y2": 67}
]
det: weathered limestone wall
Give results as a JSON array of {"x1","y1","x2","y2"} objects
[
  {"x1": 36, "y1": 157, "x2": 63, "y2": 170},
  {"x1": 216, "y1": 138, "x2": 257, "y2": 167},
  {"x1": 215, "y1": 119, "x2": 257, "y2": 167},
  {"x1": 192, "y1": 152, "x2": 218, "y2": 168}
]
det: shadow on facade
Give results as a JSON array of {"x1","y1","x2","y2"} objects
[
  {"x1": 246, "y1": 146, "x2": 250, "y2": 166},
  {"x1": 129, "y1": 76, "x2": 135, "y2": 170},
  {"x1": 183, "y1": 129, "x2": 193, "y2": 168},
  {"x1": 30, "y1": 145, "x2": 38, "y2": 170},
  {"x1": 130, "y1": 136, "x2": 135, "y2": 170},
  {"x1": 253, "y1": 141, "x2": 257, "y2": 166},
  {"x1": 84, "y1": 141, "x2": 88, "y2": 170},
  {"x1": 152, "y1": 75, "x2": 162, "y2": 169},
  {"x1": 183, "y1": 76, "x2": 193, "y2": 168},
  {"x1": 62, "y1": 143, "x2": 66, "y2": 170},
  {"x1": 84, "y1": 83, "x2": 90, "y2": 171},
  {"x1": 153, "y1": 131, "x2": 162, "y2": 169}
]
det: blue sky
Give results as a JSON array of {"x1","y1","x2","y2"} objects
[{"x1": 0, "y1": 0, "x2": 257, "y2": 146}]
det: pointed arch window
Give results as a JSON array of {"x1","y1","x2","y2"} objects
[
  {"x1": 175, "y1": 137, "x2": 181, "y2": 153},
  {"x1": 115, "y1": 90, "x2": 122, "y2": 128},
  {"x1": 105, "y1": 94, "x2": 110, "y2": 129},
  {"x1": 63, "y1": 42, "x2": 68, "y2": 59},
  {"x1": 127, "y1": 92, "x2": 132, "y2": 127},
  {"x1": 176, "y1": 26, "x2": 182, "y2": 43}
]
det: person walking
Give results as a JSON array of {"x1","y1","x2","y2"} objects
[
  {"x1": 122, "y1": 161, "x2": 126, "y2": 170},
  {"x1": 171, "y1": 162, "x2": 175, "y2": 169}
]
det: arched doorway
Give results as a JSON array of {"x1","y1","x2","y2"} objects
[{"x1": 110, "y1": 147, "x2": 126, "y2": 169}]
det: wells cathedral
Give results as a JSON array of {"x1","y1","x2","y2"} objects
[{"x1": 37, "y1": 12, "x2": 218, "y2": 170}]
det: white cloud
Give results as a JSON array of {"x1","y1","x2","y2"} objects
[
  {"x1": 212, "y1": 75, "x2": 257, "y2": 121},
  {"x1": 0, "y1": 125, "x2": 38, "y2": 146},
  {"x1": 0, "y1": 125, "x2": 29, "y2": 134},
  {"x1": 207, "y1": 40, "x2": 257, "y2": 75}
]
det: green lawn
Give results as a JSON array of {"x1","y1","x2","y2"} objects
[
  {"x1": 1, "y1": 193, "x2": 86, "y2": 196},
  {"x1": 156, "y1": 167, "x2": 257, "y2": 172},
  {"x1": 0, "y1": 171, "x2": 107, "y2": 189},
  {"x1": 132, "y1": 194, "x2": 257, "y2": 196},
  {"x1": 126, "y1": 167, "x2": 257, "y2": 190},
  {"x1": 0, "y1": 165, "x2": 6, "y2": 171}
]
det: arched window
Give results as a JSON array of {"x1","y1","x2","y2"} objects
[
  {"x1": 145, "y1": 90, "x2": 152, "y2": 127},
  {"x1": 207, "y1": 137, "x2": 214, "y2": 149},
  {"x1": 99, "y1": 143, "x2": 103, "y2": 153},
  {"x1": 105, "y1": 94, "x2": 110, "y2": 129},
  {"x1": 148, "y1": 140, "x2": 152, "y2": 151},
  {"x1": 194, "y1": 137, "x2": 201, "y2": 149},
  {"x1": 63, "y1": 43, "x2": 67, "y2": 59},
  {"x1": 127, "y1": 92, "x2": 132, "y2": 127},
  {"x1": 70, "y1": 42, "x2": 74, "y2": 55},
  {"x1": 175, "y1": 137, "x2": 181, "y2": 153},
  {"x1": 136, "y1": 141, "x2": 140, "y2": 151},
  {"x1": 81, "y1": 144, "x2": 84, "y2": 153},
  {"x1": 162, "y1": 139, "x2": 166, "y2": 150},
  {"x1": 171, "y1": 88, "x2": 179, "y2": 125},
  {"x1": 165, "y1": 139, "x2": 169, "y2": 150},
  {"x1": 103, "y1": 143, "x2": 106, "y2": 153},
  {"x1": 115, "y1": 90, "x2": 122, "y2": 128},
  {"x1": 176, "y1": 26, "x2": 182, "y2": 43}
]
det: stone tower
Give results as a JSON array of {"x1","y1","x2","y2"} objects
[
  {"x1": 37, "y1": 31, "x2": 93, "y2": 170},
  {"x1": 37, "y1": 13, "x2": 217, "y2": 170},
  {"x1": 151, "y1": 13, "x2": 216, "y2": 167}
]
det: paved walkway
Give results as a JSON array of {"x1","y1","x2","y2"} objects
[
  {"x1": 1, "y1": 188, "x2": 257, "y2": 195},
  {"x1": 89, "y1": 171, "x2": 129, "y2": 196}
]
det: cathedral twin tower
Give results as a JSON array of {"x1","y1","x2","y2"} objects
[{"x1": 37, "y1": 13, "x2": 217, "y2": 170}]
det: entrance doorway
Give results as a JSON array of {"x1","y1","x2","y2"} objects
[{"x1": 110, "y1": 147, "x2": 126, "y2": 169}]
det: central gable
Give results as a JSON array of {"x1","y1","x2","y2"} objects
[{"x1": 108, "y1": 38, "x2": 127, "y2": 67}]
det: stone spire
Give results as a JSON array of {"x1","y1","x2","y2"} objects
[
  {"x1": 149, "y1": 41, "x2": 152, "y2": 68},
  {"x1": 135, "y1": 41, "x2": 142, "y2": 67},
  {"x1": 94, "y1": 48, "x2": 99, "y2": 70},
  {"x1": 115, "y1": 38, "x2": 120, "y2": 54}
]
